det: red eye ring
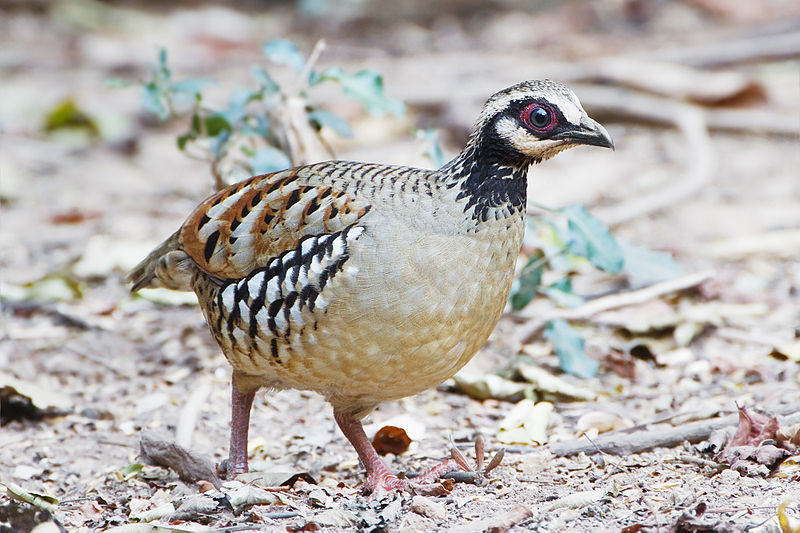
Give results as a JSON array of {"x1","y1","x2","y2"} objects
[{"x1": 521, "y1": 103, "x2": 556, "y2": 132}]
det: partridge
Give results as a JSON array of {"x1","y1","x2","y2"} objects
[{"x1": 128, "y1": 80, "x2": 614, "y2": 494}]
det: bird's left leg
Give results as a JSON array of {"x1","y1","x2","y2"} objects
[
  {"x1": 220, "y1": 372, "x2": 259, "y2": 479},
  {"x1": 333, "y1": 408, "x2": 463, "y2": 495}
]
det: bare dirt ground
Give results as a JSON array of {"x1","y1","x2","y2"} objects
[{"x1": 1, "y1": 1, "x2": 800, "y2": 531}]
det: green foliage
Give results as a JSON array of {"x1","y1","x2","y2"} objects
[
  {"x1": 510, "y1": 202, "x2": 682, "y2": 378},
  {"x1": 562, "y1": 204, "x2": 623, "y2": 273},
  {"x1": 510, "y1": 251, "x2": 545, "y2": 311},
  {"x1": 312, "y1": 67, "x2": 405, "y2": 117},
  {"x1": 43, "y1": 98, "x2": 100, "y2": 137},
  {"x1": 544, "y1": 319, "x2": 599, "y2": 379},
  {"x1": 123, "y1": 40, "x2": 404, "y2": 187}
]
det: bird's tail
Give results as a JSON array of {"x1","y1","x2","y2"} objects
[{"x1": 126, "y1": 230, "x2": 195, "y2": 292}]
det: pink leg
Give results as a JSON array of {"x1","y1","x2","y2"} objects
[
  {"x1": 333, "y1": 408, "x2": 463, "y2": 495},
  {"x1": 224, "y1": 375, "x2": 257, "y2": 479}
]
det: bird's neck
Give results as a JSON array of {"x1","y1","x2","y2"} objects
[{"x1": 438, "y1": 136, "x2": 529, "y2": 224}]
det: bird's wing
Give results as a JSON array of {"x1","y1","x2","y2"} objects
[{"x1": 180, "y1": 164, "x2": 373, "y2": 281}]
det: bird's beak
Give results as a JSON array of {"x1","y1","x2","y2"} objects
[{"x1": 554, "y1": 116, "x2": 615, "y2": 151}]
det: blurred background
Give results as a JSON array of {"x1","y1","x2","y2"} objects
[{"x1": 1, "y1": 0, "x2": 799, "y2": 530}]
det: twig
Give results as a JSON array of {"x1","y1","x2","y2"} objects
[
  {"x1": 139, "y1": 430, "x2": 221, "y2": 489},
  {"x1": 504, "y1": 406, "x2": 800, "y2": 457},
  {"x1": 646, "y1": 30, "x2": 800, "y2": 68},
  {"x1": 300, "y1": 39, "x2": 327, "y2": 84},
  {"x1": 514, "y1": 270, "x2": 714, "y2": 344}
]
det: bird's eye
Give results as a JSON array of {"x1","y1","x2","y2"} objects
[{"x1": 522, "y1": 103, "x2": 555, "y2": 131}]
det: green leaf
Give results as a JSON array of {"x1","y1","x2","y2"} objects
[
  {"x1": 308, "y1": 109, "x2": 353, "y2": 138},
  {"x1": 204, "y1": 114, "x2": 232, "y2": 137},
  {"x1": 619, "y1": 241, "x2": 683, "y2": 283},
  {"x1": 251, "y1": 146, "x2": 292, "y2": 174},
  {"x1": 209, "y1": 129, "x2": 231, "y2": 159},
  {"x1": 250, "y1": 65, "x2": 280, "y2": 94},
  {"x1": 140, "y1": 82, "x2": 168, "y2": 120},
  {"x1": 120, "y1": 463, "x2": 143, "y2": 480},
  {"x1": 4, "y1": 482, "x2": 58, "y2": 514},
  {"x1": 544, "y1": 319, "x2": 598, "y2": 378},
  {"x1": 176, "y1": 132, "x2": 195, "y2": 150},
  {"x1": 540, "y1": 278, "x2": 585, "y2": 308},
  {"x1": 42, "y1": 99, "x2": 100, "y2": 137},
  {"x1": 315, "y1": 67, "x2": 404, "y2": 117},
  {"x1": 241, "y1": 115, "x2": 270, "y2": 138},
  {"x1": 262, "y1": 39, "x2": 305, "y2": 72},
  {"x1": 510, "y1": 251, "x2": 545, "y2": 311},
  {"x1": 561, "y1": 204, "x2": 623, "y2": 273}
]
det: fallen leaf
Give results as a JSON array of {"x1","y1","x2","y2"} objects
[
  {"x1": 372, "y1": 426, "x2": 411, "y2": 456},
  {"x1": 497, "y1": 399, "x2": 553, "y2": 445},
  {"x1": 48, "y1": 209, "x2": 101, "y2": 225},
  {"x1": 770, "y1": 341, "x2": 800, "y2": 363},
  {"x1": 453, "y1": 372, "x2": 532, "y2": 402},
  {"x1": 727, "y1": 406, "x2": 778, "y2": 448},
  {"x1": 516, "y1": 364, "x2": 598, "y2": 402}
]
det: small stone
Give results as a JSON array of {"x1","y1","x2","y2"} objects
[
  {"x1": 719, "y1": 468, "x2": 740, "y2": 483},
  {"x1": 410, "y1": 495, "x2": 446, "y2": 522}
]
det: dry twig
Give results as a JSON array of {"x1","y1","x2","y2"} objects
[
  {"x1": 504, "y1": 407, "x2": 800, "y2": 457},
  {"x1": 514, "y1": 270, "x2": 714, "y2": 344}
]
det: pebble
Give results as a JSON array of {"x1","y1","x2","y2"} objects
[{"x1": 410, "y1": 495, "x2": 446, "y2": 522}]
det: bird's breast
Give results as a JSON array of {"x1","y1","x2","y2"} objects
[{"x1": 200, "y1": 208, "x2": 525, "y2": 410}]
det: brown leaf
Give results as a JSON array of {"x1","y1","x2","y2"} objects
[
  {"x1": 372, "y1": 426, "x2": 411, "y2": 456},
  {"x1": 727, "y1": 406, "x2": 778, "y2": 448},
  {"x1": 48, "y1": 209, "x2": 101, "y2": 225},
  {"x1": 777, "y1": 423, "x2": 800, "y2": 453}
]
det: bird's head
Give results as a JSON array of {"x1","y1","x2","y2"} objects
[{"x1": 475, "y1": 79, "x2": 614, "y2": 165}]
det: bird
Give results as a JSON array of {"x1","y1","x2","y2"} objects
[{"x1": 127, "y1": 79, "x2": 614, "y2": 495}]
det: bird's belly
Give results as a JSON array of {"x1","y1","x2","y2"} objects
[{"x1": 204, "y1": 217, "x2": 523, "y2": 409}]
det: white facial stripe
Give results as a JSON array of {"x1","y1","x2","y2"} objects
[
  {"x1": 543, "y1": 92, "x2": 582, "y2": 125},
  {"x1": 480, "y1": 80, "x2": 586, "y2": 127}
]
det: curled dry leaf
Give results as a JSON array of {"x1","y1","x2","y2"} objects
[
  {"x1": 726, "y1": 406, "x2": 778, "y2": 448},
  {"x1": 497, "y1": 399, "x2": 553, "y2": 445},
  {"x1": 372, "y1": 425, "x2": 411, "y2": 456}
]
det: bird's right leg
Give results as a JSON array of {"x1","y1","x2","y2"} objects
[{"x1": 222, "y1": 372, "x2": 258, "y2": 479}]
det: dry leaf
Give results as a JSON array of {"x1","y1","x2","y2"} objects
[
  {"x1": 372, "y1": 425, "x2": 411, "y2": 456},
  {"x1": 497, "y1": 399, "x2": 553, "y2": 445},
  {"x1": 516, "y1": 364, "x2": 597, "y2": 402},
  {"x1": 727, "y1": 406, "x2": 778, "y2": 448}
]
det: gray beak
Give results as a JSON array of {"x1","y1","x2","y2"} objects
[{"x1": 554, "y1": 116, "x2": 615, "y2": 151}]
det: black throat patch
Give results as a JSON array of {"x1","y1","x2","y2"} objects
[{"x1": 451, "y1": 141, "x2": 529, "y2": 224}]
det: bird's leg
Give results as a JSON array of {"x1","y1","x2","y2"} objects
[
  {"x1": 333, "y1": 408, "x2": 463, "y2": 495},
  {"x1": 223, "y1": 373, "x2": 257, "y2": 479}
]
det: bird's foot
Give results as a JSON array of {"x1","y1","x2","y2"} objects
[
  {"x1": 217, "y1": 458, "x2": 248, "y2": 480},
  {"x1": 364, "y1": 458, "x2": 464, "y2": 498}
]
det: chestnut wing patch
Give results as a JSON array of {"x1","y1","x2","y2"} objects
[{"x1": 180, "y1": 168, "x2": 372, "y2": 280}]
